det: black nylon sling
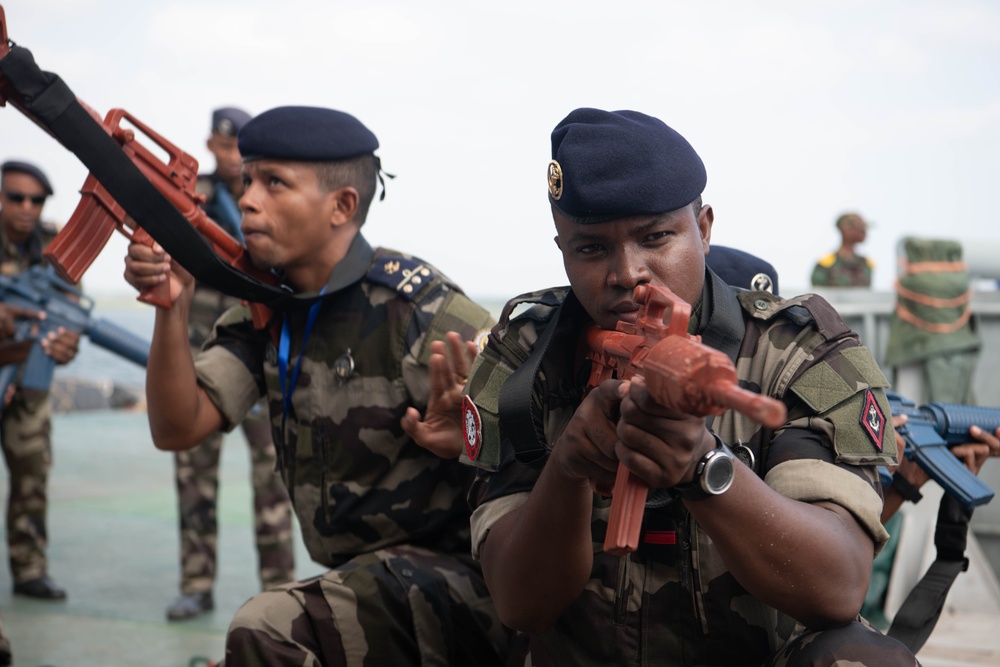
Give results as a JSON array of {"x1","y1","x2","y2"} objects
[
  {"x1": 0, "y1": 44, "x2": 314, "y2": 312},
  {"x1": 498, "y1": 292, "x2": 576, "y2": 468},
  {"x1": 887, "y1": 492, "x2": 973, "y2": 653}
]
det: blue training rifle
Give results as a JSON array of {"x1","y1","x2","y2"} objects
[
  {"x1": 0, "y1": 265, "x2": 150, "y2": 398},
  {"x1": 884, "y1": 391, "x2": 998, "y2": 509}
]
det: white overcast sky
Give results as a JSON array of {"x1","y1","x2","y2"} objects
[{"x1": 2, "y1": 0, "x2": 999, "y2": 301}]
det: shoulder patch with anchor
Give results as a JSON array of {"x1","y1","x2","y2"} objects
[{"x1": 860, "y1": 388, "x2": 886, "y2": 452}]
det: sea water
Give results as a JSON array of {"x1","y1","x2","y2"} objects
[{"x1": 55, "y1": 300, "x2": 156, "y2": 391}]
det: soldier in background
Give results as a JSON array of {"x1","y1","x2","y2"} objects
[
  {"x1": 0, "y1": 300, "x2": 43, "y2": 667},
  {"x1": 811, "y1": 212, "x2": 874, "y2": 288},
  {"x1": 0, "y1": 160, "x2": 79, "y2": 603},
  {"x1": 164, "y1": 108, "x2": 295, "y2": 621}
]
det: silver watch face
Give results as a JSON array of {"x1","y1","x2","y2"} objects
[{"x1": 702, "y1": 448, "x2": 736, "y2": 495}]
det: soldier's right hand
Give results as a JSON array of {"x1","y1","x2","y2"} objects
[
  {"x1": 550, "y1": 379, "x2": 627, "y2": 492},
  {"x1": 0, "y1": 303, "x2": 40, "y2": 340},
  {"x1": 123, "y1": 240, "x2": 194, "y2": 304}
]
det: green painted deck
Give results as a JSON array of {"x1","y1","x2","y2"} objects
[
  {"x1": 0, "y1": 410, "x2": 322, "y2": 667},
  {"x1": 2, "y1": 405, "x2": 999, "y2": 666}
]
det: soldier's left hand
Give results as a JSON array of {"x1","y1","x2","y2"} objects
[
  {"x1": 614, "y1": 377, "x2": 717, "y2": 489},
  {"x1": 402, "y1": 331, "x2": 478, "y2": 459},
  {"x1": 40, "y1": 326, "x2": 81, "y2": 364},
  {"x1": 953, "y1": 423, "x2": 1000, "y2": 475}
]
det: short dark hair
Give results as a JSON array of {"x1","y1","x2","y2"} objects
[
  {"x1": 313, "y1": 156, "x2": 378, "y2": 225},
  {"x1": 690, "y1": 195, "x2": 703, "y2": 216}
]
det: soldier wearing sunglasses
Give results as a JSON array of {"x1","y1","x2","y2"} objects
[{"x1": 0, "y1": 160, "x2": 79, "y2": 603}]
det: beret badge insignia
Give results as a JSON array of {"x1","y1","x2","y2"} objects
[
  {"x1": 750, "y1": 272, "x2": 774, "y2": 294},
  {"x1": 462, "y1": 396, "x2": 483, "y2": 461},
  {"x1": 547, "y1": 160, "x2": 563, "y2": 200}
]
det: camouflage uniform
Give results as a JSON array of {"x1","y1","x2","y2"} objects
[
  {"x1": 172, "y1": 174, "x2": 295, "y2": 596},
  {"x1": 195, "y1": 234, "x2": 509, "y2": 665},
  {"x1": 0, "y1": 220, "x2": 60, "y2": 585},
  {"x1": 810, "y1": 252, "x2": 874, "y2": 288},
  {"x1": 464, "y1": 270, "x2": 918, "y2": 666}
]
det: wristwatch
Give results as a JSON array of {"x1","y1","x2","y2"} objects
[{"x1": 674, "y1": 433, "x2": 736, "y2": 502}]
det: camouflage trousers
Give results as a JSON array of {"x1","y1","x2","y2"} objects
[
  {"x1": 174, "y1": 403, "x2": 294, "y2": 594},
  {"x1": 767, "y1": 619, "x2": 919, "y2": 667},
  {"x1": 223, "y1": 544, "x2": 513, "y2": 667},
  {"x1": 524, "y1": 616, "x2": 916, "y2": 667},
  {"x1": 0, "y1": 610, "x2": 10, "y2": 664},
  {"x1": 0, "y1": 388, "x2": 52, "y2": 583}
]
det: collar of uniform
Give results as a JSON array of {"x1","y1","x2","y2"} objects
[
  {"x1": 694, "y1": 267, "x2": 745, "y2": 365},
  {"x1": 0, "y1": 223, "x2": 14, "y2": 256},
  {"x1": 318, "y1": 232, "x2": 375, "y2": 295}
]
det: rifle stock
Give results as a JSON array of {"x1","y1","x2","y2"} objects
[{"x1": 586, "y1": 284, "x2": 787, "y2": 555}]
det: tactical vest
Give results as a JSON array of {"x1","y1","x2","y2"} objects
[{"x1": 466, "y1": 278, "x2": 894, "y2": 665}]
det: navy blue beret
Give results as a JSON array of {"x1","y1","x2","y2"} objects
[
  {"x1": 212, "y1": 106, "x2": 251, "y2": 137},
  {"x1": 706, "y1": 245, "x2": 780, "y2": 295},
  {"x1": 1, "y1": 160, "x2": 53, "y2": 195},
  {"x1": 548, "y1": 108, "x2": 706, "y2": 224},
  {"x1": 238, "y1": 106, "x2": 379, "y2": 163}
]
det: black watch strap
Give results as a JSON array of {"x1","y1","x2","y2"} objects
[{"x1": 891, "y1": 472, "x2": 924, "y2": 504}]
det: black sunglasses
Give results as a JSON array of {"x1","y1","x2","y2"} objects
[{"x1": 2, "y1": 191, "x2": 47, "y2": 206}]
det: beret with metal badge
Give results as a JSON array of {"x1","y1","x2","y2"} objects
[{"x1": 547, "y1": 108, "x2": 706, "y2": 224}]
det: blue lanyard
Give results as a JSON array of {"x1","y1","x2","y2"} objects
[{"x1": 278, "y1": 290, "x2": 326, "y2": 433}]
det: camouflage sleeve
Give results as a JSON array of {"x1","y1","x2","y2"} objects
[
  {"x1": 469, "y1": 491, "x2": 531, "y2": 559},
  {"x1": 769, "y1": 342, "x2": 896, "y2": 553},
  {"x1": 400, "y1": 286, "x2": 494, "y2": 410},
  {"x1": 194, "y1": 303, "x2": 268, "y2": 432},
  {"x1": 764, "y1": 426, "x2": 890, "y2": 554}
]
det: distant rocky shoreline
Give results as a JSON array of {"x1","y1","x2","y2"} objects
[{"x1": 50, "y1": 376, "x2": 145, "y2": 413}]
